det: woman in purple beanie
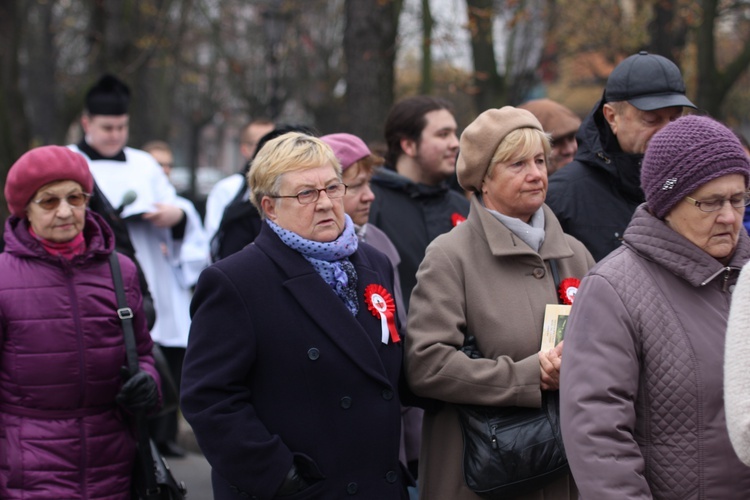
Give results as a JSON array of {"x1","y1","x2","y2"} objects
[
  {"x1": 0, "y1": 145, "x2": 160, "y2": 498},
  {"x1": 560, "y1": 115, "x2": 750, "y2": 499}
]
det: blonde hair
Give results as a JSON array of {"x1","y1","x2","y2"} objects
[
  {"x1": 248, "y1": 132, "x2": 341, "y2": 215},
  {"x1": 487, "y1": 128, "x2": 552, "y2": 178}
]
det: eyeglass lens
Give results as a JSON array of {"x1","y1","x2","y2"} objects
[
  {"x1": 297, "y1": 183, "x2": 346, "y2": 204},
  {"x1": 35, "y1": 193, "x2": 89, "y2": 210}
]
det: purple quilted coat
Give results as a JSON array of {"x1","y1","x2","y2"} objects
[
  {"x1": 561, "y1": 204, "x2": 750, "y2": 499},
  {"x1": 0, "y1": 211, "x2": 158, "y2": 499}
]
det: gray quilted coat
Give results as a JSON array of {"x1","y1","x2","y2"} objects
[{"x1": 560, "y1": 203, "x2": 750, "y2": 499}]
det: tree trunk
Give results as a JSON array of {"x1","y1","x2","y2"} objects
[
  {"x1": 466, "y1": 0, "x2": 505, "y2": 113},
  {"x1": 695, "y1": 0, "x2": 750, "y2": 117},
  {"x1": 344, "y1": 0, "x2": 402, "y2": 145},
  {"x1": 0, "y1": 0, "x2": 31, "y2": 220},
  {"x1": 646, "y1": 0, "x2": 688, "y2": 65},
  {"x1": 420, "y1": 0, "x2": 433, "y2": 95},
  {"x1": 25, "y1": 0, "x2": 62, "y2": 145}
]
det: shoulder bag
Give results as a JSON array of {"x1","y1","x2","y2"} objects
[
  {"x1": 108, "y1": 253, "x2": 187, "y2": 500},
  {"x1": 454, "y1": 260, "x2": 569, "y2": 499},
  {"x1": 456, "y1": 391, "x2": 568, "y2": 498}
]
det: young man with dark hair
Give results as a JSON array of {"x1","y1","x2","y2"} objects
[{"x1": 369, "y1": 95, "x2": 469, "y2": 311}]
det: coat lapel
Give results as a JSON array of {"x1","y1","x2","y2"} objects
[{"x1": 254, "y1": 224, "x2": 393, "y2": 387}]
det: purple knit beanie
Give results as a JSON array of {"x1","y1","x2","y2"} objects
[{"x1": 641, "y1": 115, "x2": 750, "y2": 219}]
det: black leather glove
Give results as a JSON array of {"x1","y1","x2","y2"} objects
[
  {"x1": 460, "y1": 335, "x2": 484, "y2": 359},
  {"x1": 116, "y1": 368, "x2": 159, "y2": 412},
  {"x1": 276, "y1": 464, "x2": 311, "y2": 497}
]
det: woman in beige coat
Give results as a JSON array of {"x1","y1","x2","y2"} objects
[{"x1": 404, "y1": 107, "x2": 594, "y2": 500}]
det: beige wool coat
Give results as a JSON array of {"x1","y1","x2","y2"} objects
[{"x1": 405, "y1": 195, "x2": 594, "y2": 500}]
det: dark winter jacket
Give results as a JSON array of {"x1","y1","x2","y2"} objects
[
  {"x1": 181, "y1": 222, "x2": 410, "y2": 499},
  {"x1": 545, "y1": 98, "x2": 645, "y2": 261},
  {"x1": 560, "y1": 204, "x2": 750, "y2": 499},
  {"x1": 0, "y1": 211, "x2": 157, "y2": 500},
  {"x1": 210, "y1": 173, "x2": 263, "y2": 262},
  {"x1": 369, "y1": 168, "x2": 469, "y2": 310}
]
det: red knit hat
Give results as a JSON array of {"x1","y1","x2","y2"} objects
[{"x1": 5, "y1": 146, "x2": 94, "y2": 217}]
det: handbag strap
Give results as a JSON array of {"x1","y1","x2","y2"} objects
[
  {"x1": 549, "y1": 259, "x2": 561, "y2": 293},
  {"x1": 107, "y1": 253, "x2": 162, "y2": 500},
  {"x1": 109, "y1": 252, "x2": 139, "y2": 376}
]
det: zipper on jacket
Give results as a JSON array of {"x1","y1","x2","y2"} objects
[
  {"x1": 722, "y1": 268, "x2": 732, "y2": 292},
  {"x1": 62, "y1": 261, "x2": 88, "y2": 409},
  {"x1": 700, "y1": 266, "x2": 732, "y2": 290},
  {"x1": 596, "y1": 151, "x2": 611, "y2": 164}
]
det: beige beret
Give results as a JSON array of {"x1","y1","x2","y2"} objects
[
  {"x1": 456, "y1": 106, "x2": 544, "y2": 193},
  {"x1": 517, "y1": 98, "x2": 581, "y2": 140}
]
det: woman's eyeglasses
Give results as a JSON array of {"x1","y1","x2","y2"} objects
[
  {"x1": 684, "y1": 193, "x2": 750, "y2": 213},
  {"x1": 32, "y1": 193, "x2": 91, "y2": 211},
  {"x1": 270, "y1": 182, "x2": 347, "y2": 205}
]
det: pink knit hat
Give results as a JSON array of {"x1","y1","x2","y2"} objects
[
  {"x1": 320, "y1": 133, "x2": 371, "y2": 171},
  {"x1": 641, "y1": 115, "x2": 750, "y2": 219},
  {"x1": 5, "y1": 146, "x2": 94, "y2": 217}
]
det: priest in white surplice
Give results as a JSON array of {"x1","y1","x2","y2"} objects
[{"x1": 69, "y1": 74, "x2": 208, "y2": 458}]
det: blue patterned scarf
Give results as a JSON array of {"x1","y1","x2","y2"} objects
[{"x1": 266, "y1": 215, "x2": 360, "y2": 316}]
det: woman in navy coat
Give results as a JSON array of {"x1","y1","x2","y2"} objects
[{"x1": 181, "y1": 132, "x2": 409, "y2": 499}]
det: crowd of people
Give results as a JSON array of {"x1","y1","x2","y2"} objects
[{"x1": 2, "y1": 49, "x2": 750, "y2": 499}]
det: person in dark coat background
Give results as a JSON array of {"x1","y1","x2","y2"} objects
[{"x1": 181, "y1": 132, "x2": 410, "y2": 499}]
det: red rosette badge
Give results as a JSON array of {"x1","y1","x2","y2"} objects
[
  {"x1": 451, "y1": 213, "x2": 467, "y2": 227},
  {"x1": 364, "y1": 284, "x2": 400, "y2": 344},
  {"x1": 558, "y1": 278, "x2": 581, "y2": 305}
]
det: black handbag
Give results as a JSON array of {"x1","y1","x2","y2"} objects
[
  {"x1": 455, "y1": 392, "x2": 569, "y2": 498},
  {"x1": 131, "y1": 439, "x2": 189, "y2": 500},
  {"x1": 108, "y1": 253, "x2": 188, "y2": 500},
  {"x1": 455, "y1": 260, "x2": 569, "y2": 498}
]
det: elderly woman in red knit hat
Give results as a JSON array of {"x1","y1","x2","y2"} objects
[
  {"x1": 0, "y1": 145, "x2": 160, "y2": 499},
  {"x1": 560, "y1": 114, "x2": 750, "y2": 498}
]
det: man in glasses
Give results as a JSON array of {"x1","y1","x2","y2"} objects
[
  {"x1": 518, "y1": 98, "x2": 581, "y2": 175},
  {"x1": 545, "y1": 52, "x2": 698, "y2": 261},
  {"x1": 69, "y1": 74, "x2": 192, "y2": 457}
]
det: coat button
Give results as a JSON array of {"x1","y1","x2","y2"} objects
[
  {"x1": 347, "y1": 482, "x2": 358, "y2": 494},
  {"x1": 385, "y1": 470, "x2": 398, "y2": 483},
  {"x1": 532, "y1": 267, "x2": 545, "y2": 279},
  {"x1": 381, "y1": 389, "x2": 394, "y2": 400},
  {"x1": 340, "y1": 396, "x2": 352, "y2": 409},
  {"x1": 307, "y1": 348, "x2": 320, "y2": 360}
]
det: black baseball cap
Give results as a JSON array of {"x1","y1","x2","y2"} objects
[{"x1": 604, "y1": 51, "x2": 696, "y2": 111}]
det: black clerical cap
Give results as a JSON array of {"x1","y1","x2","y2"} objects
[{"x1": 85, "y1": 74, "x2": 131, "y2": 115}]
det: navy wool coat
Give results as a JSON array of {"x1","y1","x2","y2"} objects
[{"x1": 181, "y1": 222, "x2": 408, "y2": 500}]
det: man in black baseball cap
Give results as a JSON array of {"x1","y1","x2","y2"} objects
[{"x1": 545, "y1": 51, "x2": 697, "y2": 261}]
